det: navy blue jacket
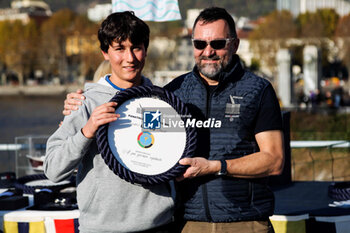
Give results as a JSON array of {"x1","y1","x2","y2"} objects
[{"x1": 165, "y1": 55, "x2": 281, "y2": 222}]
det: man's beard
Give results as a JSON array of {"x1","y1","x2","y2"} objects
[{"x1": 196, "y1": 55, "x2": 232, "y2": 80}]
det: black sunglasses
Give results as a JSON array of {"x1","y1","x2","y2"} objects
[{"x1": 191, "y1": 38, "x2": 234, "y2": 50}]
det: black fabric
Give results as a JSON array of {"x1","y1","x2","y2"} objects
[
  {"x1": 207, "y1": 85, "x2": 217, "y2": 95},
  {"x1": 254, "y1": 84, "x2": 283, "y2": 134},
  {"x1": 0, "y1": 195, "x2": 29, "y2": 210},
  {"x1": 328, "y1": 182, "x2": 350, "y2": 201},
  {"x1": 14, "y1": 173, "x2": 75, "y2": 194},
  {"x1": 306, "y1": 219, "x2": 336, "y2": 233},
  {"x1": 205, "y1": 82, "x2": 282, "y2": 135},
  {"x1": 272, "y1": 181, "x2": 350, "y2": 216},
  {"x1": 0, "y1": 172, "x2": 16, "y2": 188},
  {"x1": 165, "y1": 54, "x2": 281, "y2": 222},
  {"x1": 0, "y1": 188, "x2": 28, "y2": 210},
  {"x1": 27, "y1": 188, "x2": 78, "y2": 211}
]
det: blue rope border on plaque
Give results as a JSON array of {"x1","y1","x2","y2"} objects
[{"x1": 96, "y1": 85, "x2": 197, "y2": 185}]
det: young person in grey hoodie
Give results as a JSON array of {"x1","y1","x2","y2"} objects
[{"x1": 44, "y1": 12, "x2": 175, "y2": 233}]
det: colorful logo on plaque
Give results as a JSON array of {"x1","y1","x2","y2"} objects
[
  {"x1": 143, "y1": 110, "x2": 161, "y2": 129},
  {"x1": 137, "y1": 132, "x2": 154, "y2": 148}
]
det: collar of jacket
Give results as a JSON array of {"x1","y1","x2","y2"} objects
[
  {"x1": 141, "y1": 75, "x2": 153, "y2": 87},
  {"x1": 192, "y1": 54, "x2": 245, "y2": 90}
]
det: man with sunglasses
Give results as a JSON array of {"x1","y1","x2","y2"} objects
[
  {"x1": 164, "y1": 7, "x2": 284, "y2": 233},
  {"x1": 63, "y1": 7, "x2": 283, "y2": 233}
]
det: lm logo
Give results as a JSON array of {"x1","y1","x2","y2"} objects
[{"x1": 143, "y1": 110, "x2": 161, "y2": 129}]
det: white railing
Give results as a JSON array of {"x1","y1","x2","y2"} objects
[
  {"x1": 290, "y1": 140, "x2": 350, "y2": 148},
  {"x1": 0, "y1": 144, "x2": 46, "y2": 151},
  {"x1": 1, "y1": 140, "x2": 349, "y2": 152}
]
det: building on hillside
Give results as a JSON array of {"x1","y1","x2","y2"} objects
[
  {"x1": 0, "y1": 0, "x2": 51, "y2": 24},
  {"x1": 87, "y1": 3, "x2": 112, "y2": 22},
  {"x1": 277, "y1": 0, "x2": 350, "y2": 17}
]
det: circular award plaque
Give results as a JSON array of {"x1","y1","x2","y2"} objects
[{"x1": 96, "y1": 85, "x2": 197, "y2": 184}]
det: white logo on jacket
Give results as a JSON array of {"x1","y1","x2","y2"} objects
[{"x1": 225, "y1": 95, "x2": 242, "y2": 121}]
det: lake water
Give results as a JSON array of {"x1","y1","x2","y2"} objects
[{"x1": 0, "y1": 95, "x2": 65, "y2": 172}]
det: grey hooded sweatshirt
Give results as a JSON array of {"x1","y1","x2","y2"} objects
[{"x1": 44, "y1": 76, "x2": 174, "y2": 233}]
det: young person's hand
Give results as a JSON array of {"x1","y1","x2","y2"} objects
[
  {"x1": 82, "y1": 102, "x2": 119, "y2": 139},
  {"x1": 63, "y1": 89, "x2": 85, "y2": 116}
]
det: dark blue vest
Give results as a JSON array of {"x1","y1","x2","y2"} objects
[{"x1": 165, "y1": 55, "x2": 275, "y2": 222}]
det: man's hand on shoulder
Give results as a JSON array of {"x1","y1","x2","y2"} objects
[{"x1": 63, "y1": 89, "x2": 85, "y2": 116}]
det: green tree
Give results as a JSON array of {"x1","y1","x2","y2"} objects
[
  {"x1": 72, "y1": 14, "x2": 101, "y2": 81},
  {"x1": 335, "y1": 14, "x2": 350, "y2": 78},
  {"x1": 317, "y1": 9, "x2": 339, "y2": 37},
  {"x1": 250, "y1": 10, "x2": 297, "y2": 40},
  {"x1": 0, "y1": 21, "x2": 13, "y2": 67},
  {"x1": 335, "y1": 14, "x2": 350, "y2": 37},
  {"x1": 40, "y1": 9, "x2": 102, "y2": 83},
  {"x1": 297, "y1": 9, "x2": 339, "y2": 38},
  {"x1": 0, "y1": 21, "x2": 23, "y2": 83},
  {"x1": 0, "y1": 20, "x2": 40, "y2": 85},
  {"x1": 249, "y1": 10, "x2": 297, "y2": 79},
  {"x1": 297, "y1": 10, "x2": 340, "y2": 75},
  {"x1": 22, "y1": 20, "x2": 41, "y2": 79},
  {"x1": 40, "y1": 9, "x2": 77, "y2": 83}
]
